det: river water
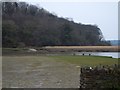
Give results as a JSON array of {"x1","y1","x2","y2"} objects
[{"x1": 75, "y1": 52, "x2": 120, "y2": 58}]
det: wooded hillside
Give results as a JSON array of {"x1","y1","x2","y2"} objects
[{"x1": 2, "y1": 2, "x2": 111, "y2": 47}]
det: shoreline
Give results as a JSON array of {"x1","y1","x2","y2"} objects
[{"x1": 2, "y1": 46, "x2": 120, "y2": 56}]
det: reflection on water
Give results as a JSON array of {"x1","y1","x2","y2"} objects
[{"x1": 76, "y1": 52, "x2": 120, "y2": 58}]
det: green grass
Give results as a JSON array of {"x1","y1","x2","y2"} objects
[
  {"x1": 48, "y1": 55, "x2": 119, "y2": 67},
  {"x1": 3, "y1": 54, "x2": 119, "y2": 67}
]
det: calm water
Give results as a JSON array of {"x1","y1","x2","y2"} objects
[{"x1": 76, "y1": 52, "x2": 120, "y2": 58}]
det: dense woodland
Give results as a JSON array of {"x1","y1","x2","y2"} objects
[{"x1": 2, "y1": 2, "x2": 111, "y2": 48}]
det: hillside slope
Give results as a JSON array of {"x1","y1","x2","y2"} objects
[{"x1": 2, "y1": 2, "x2": 110, "y2": 47}]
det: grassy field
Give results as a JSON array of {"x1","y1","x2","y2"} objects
[
  {"x1": 2, "y1": 47, "x2": 119, "y2": 67},
  {"x1": 3, "y1": 55, "x2": 119, "y2": 66},
  {"x1": 2, "y1": 47, "x2": 119, "y2": 88},
  {"x1": 3, "y1": 54, "x2": 119, "y2": 66},
  {"x1": 2, "y1": 55, "x2": 119, "y2": 88},
  {"x1": 48, "y1": 55, "x2": 119, "y2": 67}
]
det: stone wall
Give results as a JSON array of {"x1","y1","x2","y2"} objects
[{"x1": 80, "y1": 64, "x2": 120, "y2": 89}]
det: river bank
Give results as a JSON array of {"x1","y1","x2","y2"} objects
[{"x1": 2, "y1": 46, "x2": 120, "y2": 56}]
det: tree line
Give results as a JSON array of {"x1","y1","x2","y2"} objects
[{"x1": 2, "y1": 2, "x2": 111, "y2": 48}]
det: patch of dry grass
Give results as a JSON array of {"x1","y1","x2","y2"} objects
[{"x1": 44, "y1": 46, "x2": 120, "y2": 52}]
